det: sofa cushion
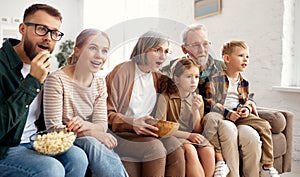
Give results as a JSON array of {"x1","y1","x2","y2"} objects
[
  {"x1": 274, "y1": 156, "x2": 283, "y2": 174},
  {"x1": 258, "y1": 110, "x2": 286, "y2": 134},
  {"x1": 272, "y1": 133, "x2": 287, "y2": 158}
]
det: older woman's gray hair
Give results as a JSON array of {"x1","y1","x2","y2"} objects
[{"x1": 130, "y1": 31, "x2": 169, "y2": 66}]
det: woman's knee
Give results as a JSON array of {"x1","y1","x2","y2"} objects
[
  {"x1": 75, "y1": 136, "x2": 107, "y2": 154},
  {"x1": 129, "y1": 137, "x2": 167, "y2": 161},
  {"x1": 161, "y1": 136, "x2": 182, "y2": 153},
  {"x1": 75, "y1": 136, "x2": 99, "y2": 148},
  {"x1": 146, "y1": 139, "x2": 166, "y2": 158}
]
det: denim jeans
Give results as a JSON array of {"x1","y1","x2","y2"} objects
[
  {"x1": 0, "y1": 143, "x2": 88, "y2": 177},
  {"x1": 75, "y1": 136, "x2": 128, "y2": 177}
]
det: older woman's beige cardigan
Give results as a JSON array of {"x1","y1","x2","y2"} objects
[{"x1": 106, "y1": 61, "x2": 163, "y2": 132}]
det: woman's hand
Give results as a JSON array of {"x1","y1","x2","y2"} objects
[
  {"x1": 132, "y1": 116, "x2": 159, "y2": 137},
  {"x1": 188, "y1": 133, "x2": 206, "y2": 144},
  {"x1": 67, "y1": 117, "x2": 117, "y2": 149},
  {"x1": 67, "y1": 117, "x2": 85, "y2": 133},
  {"x1": 97, "y1": 132, "x2": 118, "y2": 149}
]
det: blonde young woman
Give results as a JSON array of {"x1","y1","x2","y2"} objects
[{"x1": 43, "y1": 29, "x2": 128, "y2": 177}]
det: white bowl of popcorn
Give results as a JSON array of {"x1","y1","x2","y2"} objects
[{"x1": 30, "y1": 128, "x2": 76, "y2": 156}]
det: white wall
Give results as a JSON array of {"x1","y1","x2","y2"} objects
[
  {"x1": 158, "y1": 0, "x2": 300, "y2": 160},
  {"x1": 293, "y1": 0, "x2": 300, "y2": 86},
  {"x1": 0, "y1": 0, "x2": 83, "y2": 69},
  {"x1": 82, "y1": 0, "x2": 161, "y2": 76}
]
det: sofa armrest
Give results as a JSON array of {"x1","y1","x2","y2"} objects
[
  {"x1": 257, "y1": 107, "x2": 293, "y2": 172},
  {"x1": 257, "y1": 107, "x2": 286, "y2": 133}
]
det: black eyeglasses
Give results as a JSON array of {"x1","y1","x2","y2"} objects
[{"x1": 24, "y1": 22, "x2": 64, "y2": 41}]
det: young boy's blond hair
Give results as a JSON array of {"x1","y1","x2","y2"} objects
[{"x1": 221, "y1": 40, "x2": 248, "y2": 56}]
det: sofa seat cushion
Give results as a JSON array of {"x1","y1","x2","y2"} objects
[
  {"x1": 272, "y1": 133, "x2": 287, "y2": 158},
  {"x1": 258, "y1": 110, "x2": 286, "y2": 134}
]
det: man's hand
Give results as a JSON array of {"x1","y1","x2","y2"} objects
[{"x1": 30, "y1": 51, "x2": 51, "y2": 83}]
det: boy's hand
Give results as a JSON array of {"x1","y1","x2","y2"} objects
[
  {"x1": 30, "y1": 51, "x2": 51, "y2": 83},
  {"x1": 245, "y1": 100, "x2": 258, "y2": 116},
  {"x1": 237, "y1": 107, "x2": 250, "y2": 118},
  {"x1": 229, "y1": 111, "x2": 240, "y2": 122}
]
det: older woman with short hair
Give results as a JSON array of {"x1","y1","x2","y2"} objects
[{"x1": 106, "y1": 31, "x2": 185, "y2": 177}]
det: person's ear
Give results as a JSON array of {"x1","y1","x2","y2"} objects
[
  {"x1": 181, "y1": 45, "x2": 188, "y2": 54},
  {"x1": 174, "y1": 76, "x2": 180, "y2": 85},
  {"x1": 19, "y1": 23, "x2": 25, "y2": 34},
  {"x1": 73, "y1": 47, "x2": 82, "y2": 61},
  {"x1": 223, "y1": 54, "x2": 230, "y2": 64},
  {"x1": 74, "y1": 47, "x2": 80, "y2": 55}
]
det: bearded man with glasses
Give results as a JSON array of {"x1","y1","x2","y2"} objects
[{"x1": 0, "y1": 3, "x2": 88, "y2": 177}]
